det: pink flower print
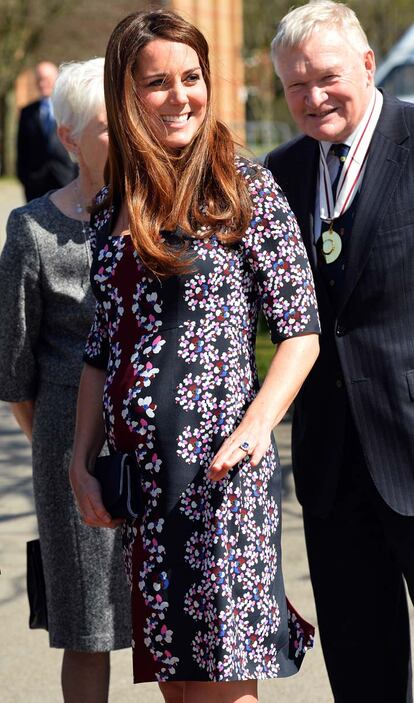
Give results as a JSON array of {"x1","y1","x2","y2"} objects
[
  {"x1": 227, "y1": 548, "x2": 248, "y2": 578},
  {"x1": 244, "y1": 629, "x2": 260, "y2": 654},
  {"x1": 251, "y1": 478, "x2": 264, "y2": 498},
  {"x1": 252, "y1": 582, "x2": 264, "y2": 603},
  {"x1": 183, "y1": 583, "x2": 213, "y2": 621},
  {"x1": 184, "y1": 531, "x2": 210, "y2": 570},
  {"x1": 214, "y1": 305, "x2": 231, "y2": 324},
  {"x1": 137, "y1": 417, "x2": 155, "y2": 437},
  {"x1": 193, "y1": 335, "x2": 205, "y2": 353},
  {"x1": 94, "y1": 185, "x2": 110, "y2": 206},
  {"x1": 209, "y1": 359, "x2": 229, "y2": 382},
  {"x1": 146, "y1": 517, "x2": 164, "y2": 535},
  {"x1": 263, "y1": 599, "x2": 281, "y2": 631},
  {"x1": 142, "y1": 478, "x2": 162, "y2": 507},
  {"x1": 98, "y1": 243, "x2": 110, "y2": 261},
  {"x1": 161, "y1": 652, "x2": 180, "y2": 678},
  {"x1": 210, "y1": 565, "x2": 226, "y2": 587},
  {"x1": 179, "y1": 483, "x2": 210, "y2": 521},
  {"x1": 214, "y1": 518, "x2": 225, "y2": 539},
  {"x1": 140, "y1": 535, "x2": 165, "y2": 564},
  {"x1": 150, "y1": 570, "x2": 170, "y2": 598},
  {"x1": 221, "y1": 258, "x2": 236, "y2": 277},
  {"x1": 194, "y1": 282, "x2": 209, "y2": 303},
  {"x1": 177, "y1": 426, "x2": 211, "y2": 464},
  {"x1": 156, "y1": 624, "x2": 173, "y2": 645},
  {"x1": 139, "y1": 313, "x2": 163, "y2": 333},
  {"x1": 146, "y1": 292, "x2": 162, "y2": 313},
  {"x1": 261, "y1": 652, "x2": 280, "y2": 677},
  {"x1": 192, "y1": 630, "x2": 221, "y2": 675},
  {"x1": 144, "y1": 453, "x2": 162, "y2": 474},
  {"x1": 143, "y1": 335, "x2": 165, "y2": 355},
  {"x1": 184, "y1": 275, "x2": 209, "y2": 310},
  {"x1": 132, "y1": 361, "x2": 160, "y2": 388},
  {"x1": 137, "y1": 396, "x2": 156, "y2": 418},
  {"x1": 228, "y1": 493, "x2": 241, "y2": 514}
]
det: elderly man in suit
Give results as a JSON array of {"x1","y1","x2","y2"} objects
[
  {"x1": 17, "y1": 61, "x2": 76, "y2": 201},
  {"x1": 265, "y1": 1, "x2": 414, "y2": 701}
]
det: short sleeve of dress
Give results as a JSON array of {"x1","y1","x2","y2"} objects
[
  {"x1": 0, "y1": 209, "x2": 42, "y2": 401},
  {"x1": 83, "y1": 186, "x2": 111, "y2": 370},
  {"x1": 240, "y1": 160, "x2": 320, "y2": 344},
  {"x1": 83, "y1": 300, "x2": 110, "y2": 370}
]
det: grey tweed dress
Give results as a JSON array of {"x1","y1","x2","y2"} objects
[{"x1": 0, "y1": 194, "x2": 131, "y2": 651}]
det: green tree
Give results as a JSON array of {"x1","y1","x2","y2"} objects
[
  {"x1": 0, "y1": 0, "x2": 161, "y2": 175},
  {"x1": 0, "y1": 0, "x2": 74, "y2": 173},
  {"x1": 349, "y1": 0, "x2": 414, "y2": 56},
  {"x1": 0, "y1": 0, "x2": 73, "y2": 99}
]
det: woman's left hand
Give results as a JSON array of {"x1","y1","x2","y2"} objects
[{"x1": 208, "y1": 416, "x2": 272, "y2": 481}]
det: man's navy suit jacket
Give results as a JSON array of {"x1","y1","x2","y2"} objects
[
  {"x1": 265, "y1": 92, "x2": 414, "y2": 517},
  {"x1": 17, "y1": 100, "x2": 76, "y2": 201}
]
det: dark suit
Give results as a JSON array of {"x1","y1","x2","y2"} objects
[
  {"x1": 266, "y1": 93, "x2": 414, "y2": 702},
  {"x1": 17, "y1": 100, "x2": 76, "y2": 201}
]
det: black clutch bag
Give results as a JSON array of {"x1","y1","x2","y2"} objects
[
  {"x1": 26, "y1": 539, "x2": 48, "y2": 630},
  {"x1": 93, "y1": 452, "x2": 143, "y2": 519}
]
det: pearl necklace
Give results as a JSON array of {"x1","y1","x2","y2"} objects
[{"x1": 73, "y1": 179, "x2": 92, "y2": 267}]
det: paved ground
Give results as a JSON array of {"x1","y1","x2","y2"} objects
[{"x1": 0, "y1": 180, "x2": 412, "y2": 701}]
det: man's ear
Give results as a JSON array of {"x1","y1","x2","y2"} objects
[
  {"x1": 364, "y1": 49, "x2": 376, "y2": 85},
  {"x1": 57, "y1": 125, "x2": 79, "y2": 157}
]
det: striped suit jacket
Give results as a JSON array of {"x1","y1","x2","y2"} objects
[{"x1": 265, "y1": 92, "x2": 414, "y2": 516}]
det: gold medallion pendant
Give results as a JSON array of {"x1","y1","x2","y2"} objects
[{"x1": 322, "y1": 228, "x2": 342, "y2": 264}]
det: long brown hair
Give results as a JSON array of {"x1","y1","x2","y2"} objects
[{"x1": 102, "y1": 10, "x2": 252, "y2": 277}]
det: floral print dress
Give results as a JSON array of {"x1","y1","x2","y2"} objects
[{"x1": 84, "y1": 158, "x2": 320, "y2": 683}]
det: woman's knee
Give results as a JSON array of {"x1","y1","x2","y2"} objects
[
  {"x1": 184, "y1": 680, "x2": 257, "y2": 703},
  {"x1": 63, "y1": 650, "x2": 109, "y2": 670},
  {"x1": 158, "y1": 680, "x2": 185, "y2": 703}
]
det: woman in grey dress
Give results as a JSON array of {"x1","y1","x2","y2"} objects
[{"x1": 0, "y1": 59, "x2": 130, "y2": 702}]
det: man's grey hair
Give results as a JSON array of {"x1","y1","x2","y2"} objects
[
  {"x1": 271, "y1": 0, "x2": 371, "y2": 74},
  {"x1": 52, "y1": 58, "x2": 105, "y2": 139}
]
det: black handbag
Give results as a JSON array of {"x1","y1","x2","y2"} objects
[
  {"x1": 93, "y1": 452, "x2": 143, "y2": 519},
  {"x1": 26, "y1": 539, "x2": 48, "y2": 630}
]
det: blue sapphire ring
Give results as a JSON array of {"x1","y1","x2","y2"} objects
[{"x1": 239, "y1": 441, "x2": 250, "y2": 452}]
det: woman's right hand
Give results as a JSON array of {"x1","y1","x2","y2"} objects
[
  {"x1": 69, "y1": 462, "x2": 123, "y2": 529},
  {"x1": 69, "y1": 365, "x2": 121, "y2": 527}
]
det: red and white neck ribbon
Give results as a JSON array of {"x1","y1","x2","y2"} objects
[{"x1": 319, "y1": 89, "x2": 383, "y2": 224}]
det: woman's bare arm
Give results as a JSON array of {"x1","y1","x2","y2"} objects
[
  {"x1": 69, "y1": 364, "x2": 122, "y2": 528},
  {"x1": 208, "y1": 333, "x2": 319, "y2": 481},
  {"x1": 10, "y1": 400, "x2": 35, "y2": 442}
]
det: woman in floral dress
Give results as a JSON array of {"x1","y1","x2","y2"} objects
[{"x1": 70, "y1": 10, "x2": 320, "y2": 703}]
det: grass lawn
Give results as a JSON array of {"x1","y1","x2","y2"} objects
[
  {"x1": 255, "y1": 325, "x2": 294, "y2": 421},
  {"x1": 255, "y1": 329, "x2": 274, "y2": 383}
]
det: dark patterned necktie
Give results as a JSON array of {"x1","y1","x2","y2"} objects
[
  {"x1": 320, "y1": 143, "x2": 350, "y2": 240},
  {"x1": 330, "y1": 142, "x2": 350, "y2": 199},
  {"x1": 317, "y1": 142, "x2": 353, "y2": 304}
]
